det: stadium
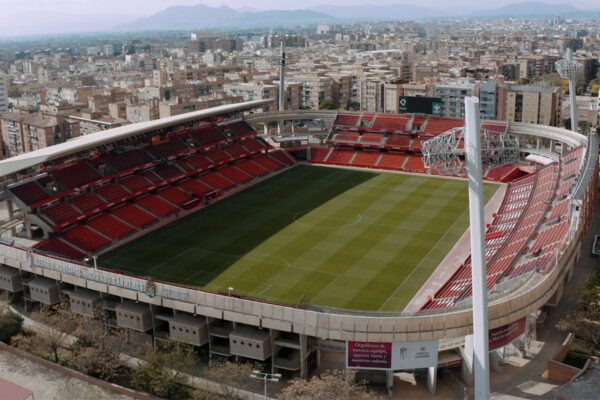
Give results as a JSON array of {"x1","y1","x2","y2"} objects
[{"x1": 0, "y1": 98, "x2": 596, "y2": 394}]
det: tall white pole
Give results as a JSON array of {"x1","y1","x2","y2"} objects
[
  {"x1": 566, "y1": 49, "x2": 578, "y2": 133},
  {"x1": 464, "y1": 97, "x2": 490, "y2": 400},
  {"x1": 279, "y1": 42, "x2": 286, "y2": 112}
]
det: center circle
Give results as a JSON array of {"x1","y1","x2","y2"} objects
[{"x1": 293, "y1": 207, "x2": 362, "y2": 229}]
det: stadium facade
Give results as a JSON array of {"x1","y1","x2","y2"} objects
[{"x1": 0, "y1": 99, "x2": 595, "y2": 394}]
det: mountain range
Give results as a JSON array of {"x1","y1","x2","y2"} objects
[
  {"x1": 117, "y1": 2, "x2": 600, "y2": 32},
  {"x1": 116, "y1": 5, "x2": 333, "y2": 31},
  {"x1": 3, "y1": 2, "x2": 600, "y2": 37}
]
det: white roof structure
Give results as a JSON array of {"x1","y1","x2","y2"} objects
[{"x1": 0, "y1": 99, "x2": 272, "y2": 177}]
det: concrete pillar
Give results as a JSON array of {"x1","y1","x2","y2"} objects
[
  {"x1": 269, "y1": 329, "x2": 276, "y2": 374},
  {"x1": 300, "y1": 334, "x2": 308, "y2": 378},
  {"x1": 23, "y1": 214, "x2": 32, "y2": 238},
  {"x1": 386, "y1": 370, "x2": 394, "y2": 398},
  {"x1": 461, "y1": 335, "x2": 474, "y2": 386},
  {"x1": 490, "y1": 349, "x2": 504, "y2": 373},
  {"x1": 427, "y1": 366, "x2": 438, "y2": 395},
  {"x1": 6, "y1": 200, "x2": 17, "y2": 236}
]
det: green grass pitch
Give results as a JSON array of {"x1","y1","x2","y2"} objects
[{"x1": 100, "y1": 165, "x2": 498, "y2": 312}]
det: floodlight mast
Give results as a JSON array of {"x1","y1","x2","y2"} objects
[
  {"x1": 465, "y1": 97, "x2": 490, "y2": 400},
  {"x1": 556, "y1": 48, "x2": 583, "y2": 132},
  {"x1": 279, "y1": 42, "x2": 286, "y2": 112}
]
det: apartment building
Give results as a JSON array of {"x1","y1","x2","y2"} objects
[
  {"x1": 1, "y1": 111, "x2": 80, "y2": 156},
  {"x1": 295, "y1": 74, "x2": 334, "y2": 110},
  {"x1": 158, "y1": 95, "x2": 243, "y2": 118},
  {"x1": 0, "y1": 74, "x2": 8, "y2": 113},
  {"x1": 434, "y1": 79, "x2": 480, "y2": 119},
  {"x1": 223, "y1": 82, "x2": 278, "y2": 112},
  {"x1": 502, "y1": 85, "x2": 562, "y2": 126}
]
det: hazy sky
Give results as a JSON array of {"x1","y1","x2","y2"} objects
[
  {"x1": 1, "y1": 0, "x2": 599, "y2": 17},
  {"x1": 0, "y1": 0, "x2": 598, "y2": 38}
]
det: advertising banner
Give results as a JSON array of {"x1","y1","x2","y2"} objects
[
  {"x1": 346, "y1": 340, "x2": 439, "y2": 370},
  {"x1": 399, "y1": 96, "x2": 444, "y2": 115},
  {"x1": 489, "y1": 317, "x2": 526, "y2": 351}
]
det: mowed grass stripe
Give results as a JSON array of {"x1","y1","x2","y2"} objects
[{"x1": 100, "y1": 165, "x2": 498, "y2": 311}]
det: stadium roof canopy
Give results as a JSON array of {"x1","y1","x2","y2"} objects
[{"x1": 0, "y1": 99, "x2": 273, "y2": 177}]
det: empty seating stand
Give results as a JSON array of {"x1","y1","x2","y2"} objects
[
  {"x1": 241, "y1": 138, "x2": 267, "y2": 153},
  {"x1": 136, "y1": 195, "x2": 179, "y2": 217},
  {"x1": 104, "y1": 149, "x2": 154, "y2": 172},
  {"x1": 334, "y1": 113, "x2": 360, "y2": 128},
  {"x1": 179, "y1": 179, "x2": 215, "y2": 198},
  {"x1": 34, "y1": 237, "x2": 85, "y2": 260},
  {"x1": 378, "y1": 153, "x2": 406, "y2": 170},
  {"x1": 154, "y1": 164, "x2": 185, "y2": 182},
  {"x1": 158, "y1": 187, "x2": 193, "y2": 206},
  {"x1": 385, "y1": 135, "x2": 411, "y2": 151},
  {"x1": 328, "y1": 149, "x2": 355, "y2": 164},
  {"x1": 205, "y1": 149, "x2": 231, "y2": 165},
  {"x1": 423, "y1": 117, "x2": 463, "y2": 135},
  {"x1": 120, "y1": 175, "x2": 153, "y2": 195},
  {"x1": 95, "y1": 183, "x2": 130, "y2": 204},
  {"x1": 70, "y1": 193, "x2": 106, "y2": 214},
  {"x1": 252, "y1": 154, "x2": 284, "y2": 171},
  {"x1": 87, "y1": 214, "x2": 136, "y2": 240},
  {"x1": 218, "y1": 165, "x2": 253, "y2": 184},
  {"x1": 235, "y1": 159, "x2": 270, "y2": 177},
  {"x1": 42, "y1": 202, "x2": 82, "y2": 227},
  {"x1": 351, "y1": 151, "x2": 380, "y2": 168},
  {"x1": 185, "y1": 154, "x2": 213, "y2": 171},
  {"x1": 269, "y1": 150, "x2": 295, "y2": 166},
  {"x1": 63, "y1": 225, "x2": 112, "y2": 253},
  {"x1": 223, "y1": 143, "x2": 247, "y2": 159},
  {"x1": 371, "y1": 115, "x2": 410, "y2": 132},
  {"x1": 146, "y1": 137, "x2": 188, "y2": 160},
  {"x1": 10, "y1": 181, "x2": 50, "y2": 207},
  {"x1": 52, "y1": 162, "x2": 102, "y2": 190},
  {"x1": 309, "y1": 147, "x2": 332, "y2": 163},
  {"x1": 189, "y1": 126, "x2": 227, "y2": 147},
  {"x1": 113, "y1": 204, "x2": 157, "y2": 228},
  {"x1": 199, "y1": 172, "x2": 236, "y2": 192},
  {"x1": 222, "y1": 121, "x2": 255, "y2": 137}
]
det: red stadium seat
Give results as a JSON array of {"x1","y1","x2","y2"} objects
[
  {"x1": 136, "y1": 195, "x2": 179, "y2": 217},
  {"x1": 113, "y1": 204, "x2": 157, "y2": 228},
  {"x1": 34, "y1": 237, "x2": 85, "y2": 260},
  {"x1": 87, "y1": 214, "x2": 136, "y2": 240},
  {"x1": 62, "y1": 225, "x2": 112, "y2": 253}
]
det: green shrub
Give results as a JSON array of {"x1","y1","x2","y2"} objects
[{"x1": 0, "y1": 310, "x2": 23, "y2": 343}]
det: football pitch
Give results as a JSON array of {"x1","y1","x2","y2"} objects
[{"x1": 100, "y1": 166, "x2": 498, "y2": 312}]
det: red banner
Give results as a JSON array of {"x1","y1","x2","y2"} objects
[
  {"x1": 489, "y1": 318, "x2": 526, "y2": 351},
  {"x1": 346, "y1": 341, "x2": 392, "y2": 369}
]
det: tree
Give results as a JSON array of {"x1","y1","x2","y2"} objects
[
  {"x1": 7, "y1": 85, "x2": 21, "y2": 98},
  {"x1": 69, "y1": 316, "x2": 150, "y2": 381},
  {"x1": 319, "y1": 99, "x2": 339, "y2": 110},
  {"x1": 558, "y1": 272, "x2": 600, "y2": 355},
  {"x1": 12, "y1": 304, "x2": 79, "y2": 363},
  {"x1": 130, "y1": 340, "x2": 197, "y2": 399},
  {"x1": 200, "y1": 361, "x2": 259, "y2": 399},
  {"x1": 279, "y1": 370, "x2": 375, "y2": 400},
  {"x1": 0, "y1": 298, "x2": 23, "y2": 343}
]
